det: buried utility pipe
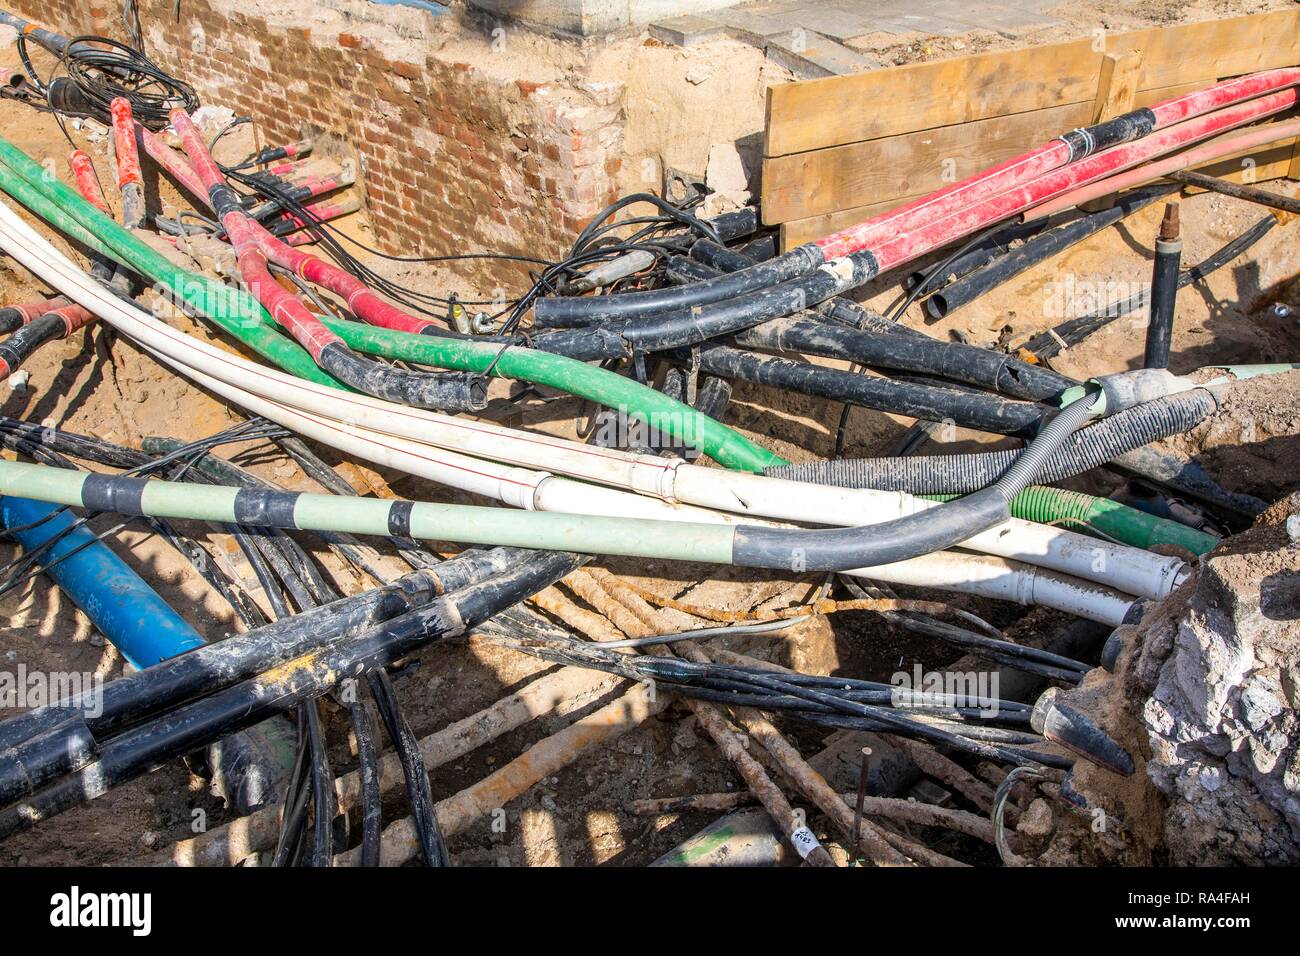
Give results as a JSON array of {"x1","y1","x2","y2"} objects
[{"x1": 1143, "y1": 203, "x2": 1183, "y2": 370}]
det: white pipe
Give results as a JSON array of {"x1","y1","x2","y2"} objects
[
  {"x1": 670, "y1": 465, "x2": 1186, "y2": 599},
  {"x1": 0, "y1": 197, "x2": 1143, "y2": 623},
  {"x1": 853, "y1": 552, "x2": 1132, "y2": 625}
]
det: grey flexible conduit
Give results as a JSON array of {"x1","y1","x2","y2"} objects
[{"x1": 764, "y1": 389, "x2": 1217, "y2": 494}]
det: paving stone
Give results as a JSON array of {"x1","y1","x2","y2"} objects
[
  {"x1": 764, "y1": 30, "x2": 883, "y2": 77},
  {"x1": 647, "y1": 14, "x2": 727, "y2": 47}
]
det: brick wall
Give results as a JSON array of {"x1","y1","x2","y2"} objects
[{"x1": 14, "y1": 0, "x2": 626, "y2": 286}]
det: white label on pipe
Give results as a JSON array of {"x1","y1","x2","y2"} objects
[{"x1": 790, "y1": 825, "x2": 822, "y2": 860}]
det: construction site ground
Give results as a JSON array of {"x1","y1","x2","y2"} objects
[{"x1": 1, "y1": 14, "x2": 1298, "y2": 866}]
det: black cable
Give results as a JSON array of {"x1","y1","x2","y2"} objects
[
  {"x1": 52, "y1": 35, "x2": 198, "y2": 130},
  {"x1": 367, "y1": 668, "x2": 449, "y2": 867}
]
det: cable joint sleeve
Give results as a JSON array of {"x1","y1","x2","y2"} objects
[{"x1": 1058, "y1": 108, "x2": 1157, "y2": 161}]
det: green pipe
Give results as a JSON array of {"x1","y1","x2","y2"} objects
[
  {"x1": 931, "y1": 485, "x2": 1219, "y2": 555},
  {"x1": 0, "y1": 137, "x2": 339, "y2": 388},
  {"x1": 0, "y1": 460, "x2": 738, "y2": 565},
  {"x1": 322, "y1": 317, "x2": 780, "y2": 472},
  {"x1": 0, "y1": 136, "x2": 778, "y2": 472}
]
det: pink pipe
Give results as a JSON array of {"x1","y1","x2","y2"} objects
[
  {"x1": 815, "y1": 66, "x2": 1300, "y2": 259},
  {"x1": 1026, "y1": 116, "x2": 1300, "y2": 221},
  {"x1": 137, "y1": 123, "x2": 209, "y2": 200},
  {"x1": 864, "y1": 86, "x2": 1299, "y2": 275},
  {"x1": 171, "y1": 110, "x2": 341, "y2": 361},
  {"x1": 268, "y1": 194, "x2": 362, "y2": 235}
]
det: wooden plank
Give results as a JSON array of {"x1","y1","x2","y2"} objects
[
  {"x1": 1092, "y1": 51, "x2": 1143, "y2": 122},
  {"x1": 764, "y1": 37, "x2": 1102, "y2": 157},
  {"x1": 1290, "y1": 139, "x2": 1300, "y2": 181},
  {"x1": 763, "y1": 101, "x2": 1091, "y2": 225},
  {"x1": 779, "y1": 195, "x2": 921, "y2": 250},
  {"x1": 1112, "y1": 9, "x2": 1300, "y2": 92},
  {"x1": 764, "y1": 9, "x2": 1300, "y2": 159},
  {"x1": 779, "y1": 128, "x2": 1300, "y2": 250}
]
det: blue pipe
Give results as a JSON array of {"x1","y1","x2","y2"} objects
[
  {"x1": 1, "y1": 496, "x2": 293, "y2": 813},
  {"x1": 1, "y1": 496, "x2": 205, "y2": 668}
]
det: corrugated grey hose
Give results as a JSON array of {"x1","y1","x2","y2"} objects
[{"x1": 765, "y1": 388, "x2": 1216, "y2": 494}]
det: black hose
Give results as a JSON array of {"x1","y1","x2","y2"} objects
[
  {"x1": 533, "y1": 252, "x2": 879, "y2": 360},
  {"x1": 924, "y1": 184, "x2": 1177, "y2": 320},
  {"x1": 532, "y1": 243, "x2": 824, "y2": 327},
  {"x1": 317, "y1": 342, "x2": 488, "y2": 412},
  {"x1": 764, "y1": 387, "x2": 1217, "y2": 493},
  {"x1": 694, "y1": 343, "x2": 1047, "y2": 436},
  {"x1": 0, "y1": 306, "x2": 27, "y2": 336},
  {"x1": 0, "y1": 551, "x2": 583, "y2": 840},
  {"x1": 1143, "y1": 206, "x2": 1182, "y2": 370},
  {"x1": 368, "y1": 669, "x2": 448, "y2": 867},
  {"x1": 0, "y1": 312, "x2": 64, "y2": 377},
  {"x1": 903, "y1": 217, "x2": 1053, "y2": 294},
  {"x1": 348, "y1": 691, "x2": 383, "y2": 867},
  {"x1": 735, "y1": 315, "x2": 1075, "y2": 402}
]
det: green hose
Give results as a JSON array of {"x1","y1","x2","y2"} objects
[
  {"x1": 0, "y1": 137, "x2": 339, "y2": 387},
  {"x1": 0, "y1": 136, "x2": 779, "y2": 472},
  {"x1": 322, "y1": 317, "x2": 780, "y2": 471},
  {"x1": 932, "y1": 485, "x2": 1218, "y2": 555}
]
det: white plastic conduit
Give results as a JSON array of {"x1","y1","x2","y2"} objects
[{"x1": 0, "y1": 197, "x2": 1153, "y2": 621}]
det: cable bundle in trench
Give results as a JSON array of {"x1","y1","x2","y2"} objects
[{"x1": 0, "y1": 27, "x2": 1295, "y2": 865}]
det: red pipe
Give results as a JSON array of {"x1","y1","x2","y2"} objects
[
  {"x1": 1027, "y1": 116, "x2": 1300, "y2": 220},
  {"x1": 863, "y1": 85, "x2": 1299, "y2": 275},
  {"x1": 109, "y1": 99, "x2": 143, "y2": 190},
  {"x1": 68, "y1": 150, "x2": 110, "y2": 215},
  {"x1": 815, "y1": 66, "x2": 1300, "y2": 259},
  {"x1": 141, "y1": 119, "x2": 436, "y2": 334},
  {"x1": 109, "y1": 98, "x2": 147, "y2": 230},
  {"x1": 171, "y1": 109, "x2": 342, "y2": 360},
  {"x1": 137, "y1": 123, "x2": 209, "y2": 200}
]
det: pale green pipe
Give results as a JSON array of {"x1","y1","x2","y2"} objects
[{"x1": 0, "y1": 460, "x2": 737, "y2": 565}]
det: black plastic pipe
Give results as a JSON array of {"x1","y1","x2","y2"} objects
[
  {"x1": 532, "y1": 242, "x2": 825, "y2": 327},
  {"x1": 693, "y1": 342, "x2": 1047, "y2": 436},
  {"x1": 0, "y1": 551, "x2": 583, "y2": 839},
  {"x1": 735, "y1": 315, "x2": 1075, "y2": 402},
  {"x1": 533, "y1": 251, "x2": 879, "y2": 360},
  {"x1": 1143, "y1": 203, "x2": 1182, "y2": 370},
  {"x1": 764, "y1": 387, "x2": 1217, "y2": 493},
  {"x1": 924, "y1": 184, "x2": 1177, "y2": 320}
]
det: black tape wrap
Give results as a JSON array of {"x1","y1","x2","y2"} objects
[
  {"x1": 1059, "y1": 108, "x2": 1156, "y2": 161},
  {"x1": 232, "y1": 488, "x2": 301, "y2": 527},
  {"x1": 209, "y1": 183, "x2": 244, "y2": 219}
]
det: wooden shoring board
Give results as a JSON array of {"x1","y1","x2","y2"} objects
[
  {"x1": 763, "y1": 8, "x2": 1300, "y2": 245},
  {"x1": 779, "y1": 121, "x2": 1300, "y2": 250}
]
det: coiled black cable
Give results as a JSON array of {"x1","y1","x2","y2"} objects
[{"x1": 57, "y1": 35, "x2": 198, "y2": 130}]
